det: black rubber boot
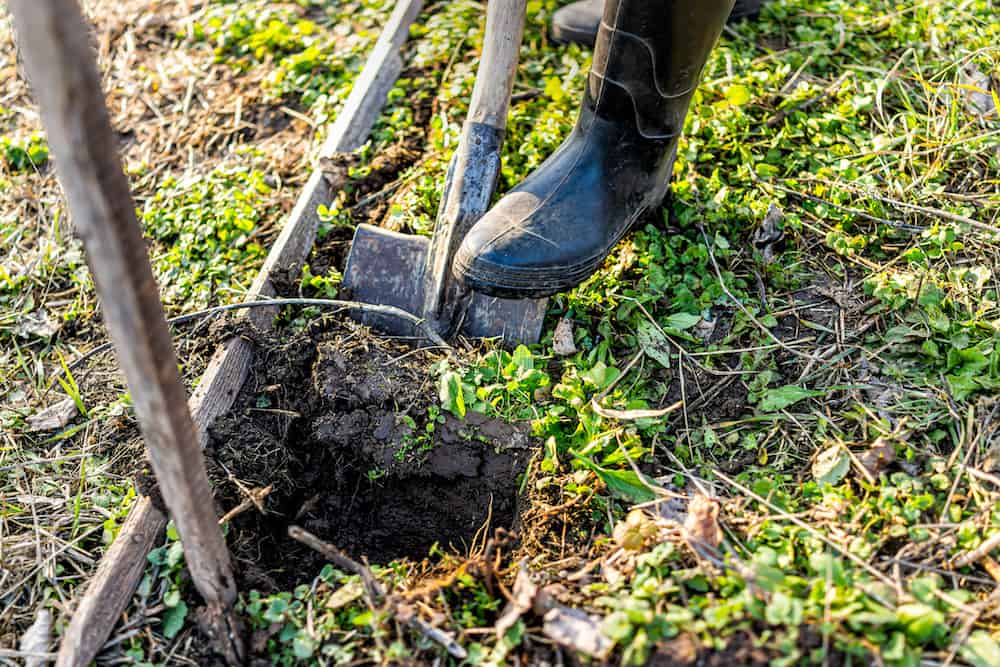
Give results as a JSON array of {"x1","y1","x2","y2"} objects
[
  {"x1": 454, "y1": 0, "x2": 734, "y2": 299},
  {"x1": 552, "y1": 0, "x2": 764, "y2": 48}
]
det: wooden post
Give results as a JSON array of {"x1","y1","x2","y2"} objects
[
  {"x1": 8, "y1": 0, "x2": 243, "y2": 662},
  {"x1": 52, "y1": 0, "x2": 423, "y2": 664}
]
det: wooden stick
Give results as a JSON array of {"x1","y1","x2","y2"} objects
[
  {"x1": 288, "y1": 526, "x2": 385, "y2": 601},
  {"x1": 53, "y1": 1, "x2": 422, "y2": 664},
  {"x1": 9, "y1": 0, "x2": 243, "y2": 662},
  {"x1": 466, "y1": 0, "x2": 528, "y2": 130}
]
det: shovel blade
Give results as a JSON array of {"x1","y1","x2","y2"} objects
[
  {"x1": 342, "y1": 224, "x2": 429, "y2": 338},
  {"x1": 463, "y1": 292, "x2": 548, "y2": 344},
  {"x1": 343, "y1": 224, "x2": 548, "y2": 345}
]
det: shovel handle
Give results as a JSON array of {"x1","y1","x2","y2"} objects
[
  {"x1": 421, "y1": 0, "x2": 527, "y2": 331},
  {"x1": 468, "y1": 0, "x2": 528, "y2": 130}
]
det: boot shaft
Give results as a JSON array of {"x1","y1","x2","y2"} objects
[{"x1": 587, "y1": 0, "x2": 734, "y2": 139}]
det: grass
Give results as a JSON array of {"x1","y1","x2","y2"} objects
[{"x1": 1, "y1": 0, "x2": 999, "y2": 664}]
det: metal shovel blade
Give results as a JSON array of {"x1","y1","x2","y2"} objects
[{"x1": 342, "y1": 223, "x2": 548, "y2": 344}]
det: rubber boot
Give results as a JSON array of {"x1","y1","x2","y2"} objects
[
  {"x1": 552, "y1": 0, "x2": 764, "y2": 48},
  {"x1": 454, "y1": 0, "x2": 734, "y2": 299}
]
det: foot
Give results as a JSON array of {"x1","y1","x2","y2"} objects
[
  {"x1": 456, "y1": 0, "x2": 734, "y2": 299},
  {"x1": 453, "y1": 105, "x2": 675, "y2": 299},
  {"x1": 552, "y1": 0, "x2": 765, "y2": 48}
]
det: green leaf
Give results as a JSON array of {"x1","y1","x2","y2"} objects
[
  {"x1": 293, "y1": 634, "x2": 317, "y2": 659},
  {"x1": 636, "y1": 320, "x2": 673, "y2": 369},
  {"x1": 812, "y1": 444, "x2": 850, "y2": 485},
  {"x1": 164, "y1": 588, "x2": 181, "y2": 607},
  {"x1": 544, "y1": 76, "x2": 565, "y2": 102},
  {"x1": 758, "y1": 385, "x2": 825, "y2": 412},
  {"x1": 263, "y1": 598, "x2": 289, "y2": 623},
  {"x1": 896, "y1": 602, "x2": 945, "y2": 644},
  {"x1": 664, "y1": 312, "x2": 700, "y2": 331},
  {"x1": 351, "y1": 610, "x2": 374, "y2": 626},
  {"x1": 580, "y1": 362, "x2": 621, "y2": 391},
  {"x1": 575, "y1": 455, "x2": 659, "y2": 503},
  {"x1": 725, "y1": 84, "x2": 751, "y2": 106},
  {"x1": 439, "y1": 371, "x2": 466, "y2": 418},
  {"x1": 511, "y1": 345, "x2": 534, "y2": 371},
  {"x1": 808, "y1": 552, "x2": 846, "y2": 586},
  {"x1": 166, "y1": 540, "x2": 185, "y2": 568},
  {"x1": 882, "y1": 632, "x2": 906, "y2": 661},
  {"x1": 161, "y1": 599, "x2": 188, "y2": 639},
  {"x1": 960, "y1": 631, "x2": 1000, "y2": 667},
  {"x1": 765, "y1": 591, "x2": 803, "y2": 625}
]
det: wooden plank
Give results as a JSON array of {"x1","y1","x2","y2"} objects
[
  {"x1": 54, "y1": 1, "x2": 423, "y2": 664},
  {"x1": 321, "y1": 0, "x2": 421, "y2": 154}
]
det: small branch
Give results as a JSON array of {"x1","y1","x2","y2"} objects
[
  {"x1": 951, "y1": 531, "x2": 1000, "y2": 569},
  {"x1": 755, "y1": 177, "x2": 926, "y2": 233},
  {"x1": 64, "y1": 296, "x2": 451, "y2": 376},
  {"x1": 218, "y1": 484, "x2": 273, "y2": 525},
  {"x1": 591, "y1": 398, "x2": 683, "y2": 421},
  {"x1": 802, "y1": 177, "x2": 1000, "y2": 237},
  {"x1": 288, "y1": 525, "x2": 384, "y2": 601}
]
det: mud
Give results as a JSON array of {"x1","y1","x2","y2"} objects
[{"x1": 206, "y1": 317, "x2": 533, "y2": 591}]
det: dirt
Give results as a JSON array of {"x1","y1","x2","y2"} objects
[
  {"x1": 206, "y1": 316, "x2": 534, "y2": 592},
  {"x1": 649, "y1": 625, "x2": 846, "y2": 666}
]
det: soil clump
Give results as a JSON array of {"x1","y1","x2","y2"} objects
[{"x1": 206, "y1": 317, "x2": 534, "y2": 592}]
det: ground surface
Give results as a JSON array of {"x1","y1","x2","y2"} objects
[{"x1": 1, "y1": 0, "x2": 999, "y2": 665}]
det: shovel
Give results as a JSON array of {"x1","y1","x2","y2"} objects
[{"x1": 342, "y1": 0, "x2": 548, "y2": 345}]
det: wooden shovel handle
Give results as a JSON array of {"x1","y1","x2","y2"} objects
[{"x1": 467, "y1": 0, "x2": 528, "y2": 129}]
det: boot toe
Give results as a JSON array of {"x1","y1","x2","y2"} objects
[
  {"x1": 455, "y1": 189, "x2": 612, "y2": 299},
  {"x1": 551, "y1": 0, "x2": 602, "y2": 46},
  {"x1": 454, "y1": 193, "x2": 566, "y2": 299}
]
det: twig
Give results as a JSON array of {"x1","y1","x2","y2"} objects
[
  {"x1": 951, "y1": 531, "x2": 1000, "y2": 569},
  {"x1": 0, "y1": 649, "x2": 57, "y2": 660},
  {"x1": 63, "y1": 296, "x2": 451, "y2": 375},
  {"x1": 802, "y1": 177, "x2": 1000, "y2": 237},
  {"x1": 288, "y1": 525, "x2": 385, "y2": 601},
  {"x1": 218, "y1": 485, "x2": 272, "y2": 525},
  {"x1": 756, "y1": 177, "x2": 927, "y2": 233},
  {"x1": 395, "y1": 605, "x2": 468, "y2": 659},
  {"x1": 940, "y1": 405, "x2": 979, "y2": 523},
  {"x1": 697, "y1": 224, "x2": 823, "y2": 364},
  {"x1": 963, "y1": 465, "x2": 1000, "y2": 489},
  {"x1": 591, "y1": 398, "x2": 683, "y2": 421}
]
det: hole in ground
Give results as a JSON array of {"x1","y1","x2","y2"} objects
[{"x1": 206, "y1": 319, "x2": 534, "y2": 592}]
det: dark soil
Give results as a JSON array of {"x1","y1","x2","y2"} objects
[
  {"x1": 648, "y1": 625, "x2": 850, "y2": 666},
  {"x1": 206, "y1": 316, "x2": 535, "y2": 592}
]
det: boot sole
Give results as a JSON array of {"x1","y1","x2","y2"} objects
[{"x1": 454, "y1": 249, "x2": 609, "y2": 300}]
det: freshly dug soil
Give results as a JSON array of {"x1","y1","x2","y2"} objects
[{"x1": 206, "y1": 317, "x2": 534, "y2": 592}]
